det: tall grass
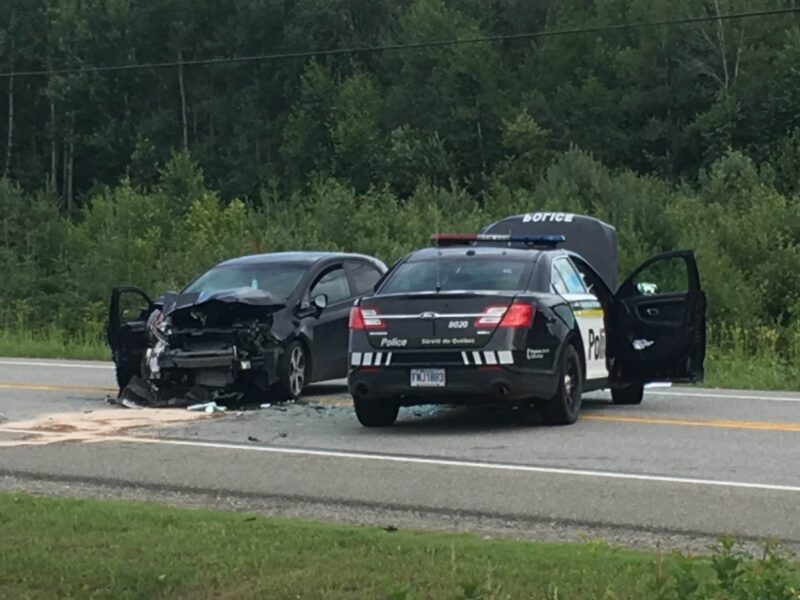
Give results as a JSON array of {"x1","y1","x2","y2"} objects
[
  {"x1": 704, "y1": 324, "x2": 800, "y2": 390},
  {"x1": 0, "y1": 327, "x2": 108, "y2": 361}
]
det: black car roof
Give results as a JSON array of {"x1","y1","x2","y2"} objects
[
  {"x1": 219, "y1": 251, "x2": 381, "y2": 267},
  {"x1": 406, "y1": 246, "x2": 548, "y2": 261}
]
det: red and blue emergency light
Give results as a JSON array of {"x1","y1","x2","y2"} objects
[{"x1": 431, "y1": 233, "x2": 566, "y2": 248}]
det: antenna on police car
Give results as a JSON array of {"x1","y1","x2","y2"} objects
[{"x1": 434, "y1": 198, "x2": 442, "y2": 293}]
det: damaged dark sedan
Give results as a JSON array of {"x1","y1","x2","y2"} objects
[{"x1": 107, "y1": 252, "x2": 387, "y2": 405}]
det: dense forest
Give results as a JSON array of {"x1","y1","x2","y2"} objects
[{"x1": 1, "y1": 0, "x2": 799, "y2": 365}]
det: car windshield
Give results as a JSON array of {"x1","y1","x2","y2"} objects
[
  {"x1": 182, "y1": 263, "x2": 309, "y2": 299},
  {"x1": 381, "y1": 258, "x2": 528, "y2": 293}
]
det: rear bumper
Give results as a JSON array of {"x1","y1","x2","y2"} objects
[{"x1": 348, "y1": 365, "x2": 558, "y2": 405}]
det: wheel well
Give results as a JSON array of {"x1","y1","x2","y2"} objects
[
  {"x1": 295, "y1": 335, "x2": 313, "y2": 380},
  {"x1": 566, "y1": 333, "x2": 586, "y2": 379}
]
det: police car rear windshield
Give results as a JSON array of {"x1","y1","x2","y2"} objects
[{"x1": 381, "y1": 258, "x2": 528, "y2": 294}]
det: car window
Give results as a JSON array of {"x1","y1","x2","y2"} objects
[
  {"x1": 553, "y1": 259, "x2": 587, "y2": 294},
  {"x1": 311, "y1": 267, "x2": 352, "y2": 304},
  {"x1": 347, "y1": 261, "x2": 383, "y2": 295},
  {"x1": 182, "y1": 263, "x2": 309, "y2": 300},
  {"x1": 551, "y1": 268, "x2": 568, "y2": 295},
  {"x1": 381, "y1": 258, "x2": 528, "y2": 294}
]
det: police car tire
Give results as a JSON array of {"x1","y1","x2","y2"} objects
[
  {"x1": 611, "y1": 384, "x2": 644, "y2": 405},
  {"x1": 354, "y1": 397, "x2": 399, "y2": 427},
  {"x1": 539, "y1": 344, "x2": 583, "y2": 426}
]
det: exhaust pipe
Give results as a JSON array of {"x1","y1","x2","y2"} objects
[{"x1": 493, "y1": 382, "x2": 510, "y2": 399}]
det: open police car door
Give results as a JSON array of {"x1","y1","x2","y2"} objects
[{"x1": 609, "y1": 251, "x2": 706, "y2": 384}]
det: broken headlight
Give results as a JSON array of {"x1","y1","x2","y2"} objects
[{"x1": 146, "y1": 309, "x2": 169, "y2": 343}]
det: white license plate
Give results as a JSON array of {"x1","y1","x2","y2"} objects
[{"x1": 410, "y1": 368, "x2": 446, "y2": 387}]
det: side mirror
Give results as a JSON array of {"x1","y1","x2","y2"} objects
[
  {"x1": 636, "y1": 282, "x2": 658, "y2": 295},
  {"x1": 312, "y1": 294, "x2": 328, "y2": 311}
]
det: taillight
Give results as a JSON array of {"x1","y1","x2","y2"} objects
[
  {"x1": 500, "y1": 303, "x2": 534, "y2": 328},
  {"x1": 475, "y1": 303, "x2": 534, "y2": 329},
  {"x1": 349, "y1": 307, "x2": 385, "y2": 330},
  {"x1": 474, "y1": 306, "x2": 508, "y2": 328}
]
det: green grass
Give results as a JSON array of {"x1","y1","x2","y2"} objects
[
  {"x1": 1, "y1": 494, "x2": 797, "y2": 600},
  {"x1": 704, "y1": 348, "x2": 800, "y2": 390},
  {"x1": 0, "y1": 328, "x2": 109, "y2": 361},
  {"x1": 0, "y1": 493, "x2": 672, "y2": 600}
]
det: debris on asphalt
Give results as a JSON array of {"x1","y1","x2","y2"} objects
[
  {"x1": 112, "y1": 375, "x2": 243, "y2": 409},
  {"x1": 0, "y1": 409, "x2": 209, "y2": 447},
  {"x1": 260, "y1": 403, "x2": 271, "y2": 409},
  {"x1": 121, "y1": 398, "x2": 144, "y2": 410},
  {"x1": 186, "y1": 402, "x2": 227, "y2": 414},
  {"x1": 247, "y1": 435, "x2": 260, "y2": 442}
]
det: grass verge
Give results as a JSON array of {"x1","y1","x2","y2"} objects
[
  {"x1": 1, "y1": 494, "x2": 798, "y2": 600},
  {"x1": 704, "y1": 348, "x2": 800, "y2": 390},
  {"x1": 0, "y1": 328, "x2": 109, "y2": 361}
]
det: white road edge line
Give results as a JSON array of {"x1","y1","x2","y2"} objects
[
  {"x1": 2, "y1": 428, "x2": 797, "y2": 494},
  {"x1": 0, "y1": 360, "x2": 114, "y2": 370},
  {"x1": 646, "y1": 390, "x2": 800, "y2": 403}
]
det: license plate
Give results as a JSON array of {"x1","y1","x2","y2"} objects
[{"x1": 410, "y1": 368, "x2": 446, "y2": 387}]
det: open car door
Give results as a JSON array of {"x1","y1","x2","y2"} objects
[
  {"x1": 107, "y1": 287, "x2": 153, "y2": 390},
  {"x1": 609, "y1": 251, "x2": 705, "y2": 384}
]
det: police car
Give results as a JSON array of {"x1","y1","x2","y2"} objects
[{"x1": 347, "y1": 213, "x2": 706, "y2": 427}]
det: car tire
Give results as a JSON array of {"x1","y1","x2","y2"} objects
[
  {"x1": 273, "y1": 340, "x2": 308, "y2": 402},
  {"x1": 354, "y1": 397, "x2": 399, "y2": 427},
  {"x1": 611, "y1": 384, "x2": 644, "y2": 405},
  {"x1": 539, "y1": 344, "x2": 583, "y2": 425}
]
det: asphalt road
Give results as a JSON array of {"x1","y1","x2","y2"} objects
[{"x1": 1, "y1": 357, "x2": 799, "y2": 551}]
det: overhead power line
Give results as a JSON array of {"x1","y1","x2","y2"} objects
[{"x1": 1, "y1": 6, "x2": 798, "y2": 80}]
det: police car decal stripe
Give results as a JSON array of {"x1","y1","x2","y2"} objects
[
  {"x1": 352, "y1": 350, "x2": 513, "y2": 367},
  {"x1": 497, "y1": 351, "x2": 514, "y2": 365},
  {"x1": 574, "y1": 308, "x2": 604, "y2": 318}
]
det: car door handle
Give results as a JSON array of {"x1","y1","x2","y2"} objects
[{"x1": 646, "y1": 308, "x2": 660, "y2": 317}]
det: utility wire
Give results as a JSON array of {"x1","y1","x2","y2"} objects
[{"x1": 1, "y1": 6, "x2": 798, "y2": 79}]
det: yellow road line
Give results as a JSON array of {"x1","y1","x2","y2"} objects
[
  {"x1": 584, "y1": 413, "x2": 800, "y2": 433},
  {"x1": 0, "y1": 383, "x2": 115, "y2": 394},
  {"x1": 1, "y1": 382, "x2": 798, "y2": 433}
]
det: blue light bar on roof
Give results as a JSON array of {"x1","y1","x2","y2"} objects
[{"x1": 431, "y1": 233, "x2": 567, "y2": 247}]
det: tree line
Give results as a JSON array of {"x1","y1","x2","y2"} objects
[
  {"x1": 2, "y1": 0, "x2": 800, "y2": 203},
  {"x1": 0, "y1": 0, "x2": 799, "y2": 360}
]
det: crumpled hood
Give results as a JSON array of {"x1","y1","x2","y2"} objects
[{"x1": 161, "y1": 287, "x2": 285, "y2": 316}]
